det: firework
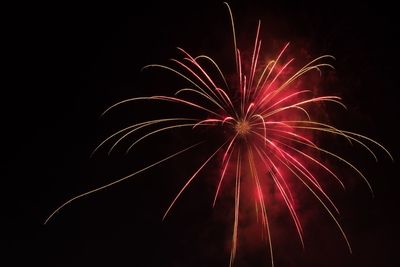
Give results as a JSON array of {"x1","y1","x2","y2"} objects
[{"x1": 45, "y1": 3, "x2": 392, "y2": 266}]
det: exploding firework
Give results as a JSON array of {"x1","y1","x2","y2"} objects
[{"x1": 45, "y1": 3, "x2": 392, "y2": 266}]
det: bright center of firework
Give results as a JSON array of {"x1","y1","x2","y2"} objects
[{"x1": 235, "y1": 120, "x2": 251, "y2": 136}]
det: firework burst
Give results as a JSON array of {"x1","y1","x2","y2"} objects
[{"x1": 45, "y1": 3, "x2": 392, "y2": 266}]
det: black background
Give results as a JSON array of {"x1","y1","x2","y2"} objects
[{"x1": 3, "y1": 1, "x2": 399, "y2": 266}]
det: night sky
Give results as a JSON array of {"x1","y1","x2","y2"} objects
[{"x1": 3, "y1": 1, "x2": 399, "y2": 266}]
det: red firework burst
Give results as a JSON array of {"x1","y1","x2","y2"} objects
[{"x1": 45, "y1": 3, "x2": 392, "y2": 266}]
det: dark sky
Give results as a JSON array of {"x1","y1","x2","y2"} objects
[{"x1": 3, "y1": 1, "x2": 399, "y2": 266}]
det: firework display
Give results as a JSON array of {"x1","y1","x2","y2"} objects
[{"x1": 45, "y1": 3, "x2": 392, "y2": 266}]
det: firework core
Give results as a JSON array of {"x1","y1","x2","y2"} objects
[{"x1": 235, "y1": 120, "x2": 251, "y2": 136}]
